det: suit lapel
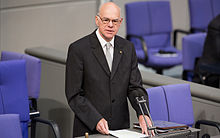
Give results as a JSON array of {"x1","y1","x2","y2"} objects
[
  {"x1": 90, "y1": 31, "x2": 111, "y2": 76},
  {"x1": 111, "y1": 37, "x2": 123, "y2": 80}
]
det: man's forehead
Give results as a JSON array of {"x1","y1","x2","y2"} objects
[{"x1": 99, "y1": 10, "x2": 120, "y2": 19}]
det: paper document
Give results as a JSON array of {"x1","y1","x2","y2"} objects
[
  {"x1": 109, "y1": 129, "x2": 148, "y2": 138},
  {"x1": 154, "y1": 53, "x2": 177, "y2": 57}
]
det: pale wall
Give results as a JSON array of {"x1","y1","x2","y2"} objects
[{"x1": 0, "y1": 0, "x2": 97, "y2": 53}]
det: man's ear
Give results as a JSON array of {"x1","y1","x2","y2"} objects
[
  {"x1": 95, "y1": 16, "x2": 99, "y2": 27},
  {"x1": 118, "y1": 18, "x2": 123, "y2": 27}
]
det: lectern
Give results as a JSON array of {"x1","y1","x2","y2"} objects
[
  {"x1": 76, "y1": 96, "x2": 200, "y2": 138},
  {"x1": 76, "y1": 127, "x2": 199, "y2": 138}
]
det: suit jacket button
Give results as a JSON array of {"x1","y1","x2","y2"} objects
[{"x1": 112, "y1": 99, "x2": 115, "y2": 103}]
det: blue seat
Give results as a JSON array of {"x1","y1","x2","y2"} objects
[
  {"x1": 182, "y1": 33, "x2": 207, "y2": 81},
  {"x1": 189, "y1": 0, "x2": 220, "y2": 32},
  {"x1": 146, "y1": 84, "x2": 194, "y2": 127},
  {"x1": 173, "y1": 0, "x2": 220, "y2": 46},
  {"x1": 161, "y1": 84, "x2": 194, "y2": 127},
  {"x1": 0, "y1": 59, "x2": 60, "y2": 138},
  {"x1": 146, "y1": 83, "x2": 220, "y2": 137},
  {"x1": 0, "y1": 114, "x2": 23, "y2": 138},
  {"x1": 125, "y1": 1, "x2": 182, "y2": 74},
  {"x1": 1, "y1": 51, "x2": 41, "y2": 137},
  {"x1": 0, "y1": 60, "x2": 30, "y2": 138},
  {"x1": 189, "y1": 0, "x2": 213, "y2": 32},
  {"x1": 1, "y1": 51, "x2": 41, "y2": 100}
]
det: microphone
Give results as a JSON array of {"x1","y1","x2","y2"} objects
[{"x1": 136, "y1": 96, "x2": 157, "y2": 136}]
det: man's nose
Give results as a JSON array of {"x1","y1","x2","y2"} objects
[{"x1": 108, "y1": 20, "x2": 114, "y2": 27}]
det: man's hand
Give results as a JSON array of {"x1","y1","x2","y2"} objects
[
  {"x1": 96, "y1": 118, "x2": 109, "y2": 135},
  {"x1": 139, "y1": 115, "x2": 155, "y2": 136}
]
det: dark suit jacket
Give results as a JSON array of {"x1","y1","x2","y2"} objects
[
  {"x1": 199, "y1": 14, "x2": 220, "y2": 64},
  {"x1": 193, "y1": 14, "x2": 220, "y2": 87},
  {"x1": 65, "y1": 30, "x2": 148, "y2": 137}
]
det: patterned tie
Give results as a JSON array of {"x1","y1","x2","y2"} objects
[{"x1": 105, "y1": 42, "x2": 112, "y2": 71}]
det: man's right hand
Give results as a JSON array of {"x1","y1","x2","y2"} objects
[{"x1": 96, "y1": 118, "x2": 109, "y2": 135}]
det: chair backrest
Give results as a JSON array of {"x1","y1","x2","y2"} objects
[
  {"x1": 182, "y1": 33, "x2": 207, "y2": 71},
  {"x1": 189, "y1": 0, "x2": 213, "y2": 31},
  {"x1": 146, "y1": 86, "x2": 169, "y2": 121},
  {"x1": 188, "y1": 0, "x2": 220, "y2": 32},
  {"x1": 0, "y1": 60, "x2": 30, "y2": 138},
  {"x1": 162, "y1": 84, "x2": 194, "y2": 127},
  {"x1": 125, "y1": 1, "x2": 172, "y2": 50},
  {"x1": 0, "y1": 114, "x2": 23, "y2": 138},
  {"x1": 212, "y1": 0, "x2": 220, "y2": 17},
  {"x1": 146, "y1": 84, "x2": 194, "y2": 127},
  {"x1": 1, "y1": 51, "x2": 41, "y2": 99}
]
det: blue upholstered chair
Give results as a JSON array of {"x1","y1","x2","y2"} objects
[
  {"x1": 182, "y1": 33, "x2": 207, "y2": 81},
  {"x1": 1, "y1": 51, "x2": 41, "y2": 137},
  {"x1": 146, "y1": 84, "x2": 194, "y2": 126},
  {"x1": 189, "y1": 0, "x2": 213, "y2": 33},
  {"x1": 188, "y1": 0, "x2": 220, "y2": 33},
  {"x1": 146, "y1": 83, "x2": 220, "y2": 137},
  {"x1": 0, "y1": 60, "x2": 30, "y2": 138},
  {"x1": 161, "y1": 84, "x2": 194, "y2": 127},
  {"x1": 1, "y1": 51, "x2": 41, "y2": 101},
  {"x1": 0, "y1": 53, "x2": 60, "y2": 138},
  {"x1": 125, "y1": 1, "x2": 182, "y2": 74},
  {"x1": 173, "y1": 0, "x2": 220, "y2": 46},
  {"x1": 0, "y1": 114, "x2": 23, "y2": 138}
]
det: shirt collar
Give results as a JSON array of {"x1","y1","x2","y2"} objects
[{"x1": 96, "y1": 29, "x2": 114, "y2": 48}]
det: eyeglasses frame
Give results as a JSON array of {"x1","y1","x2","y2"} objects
[{"x1": 97, "y1": 15, "x2": 122, "y2": 25}]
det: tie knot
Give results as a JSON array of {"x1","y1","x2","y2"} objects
[{"x1": 105, "y1": 42, "x2": 111, "y2": 49}]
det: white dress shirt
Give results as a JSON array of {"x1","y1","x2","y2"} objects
[{"x1": 96, "y1": 29, "x2": 114, "y2": 58}]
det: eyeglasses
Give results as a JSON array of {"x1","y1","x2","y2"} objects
[{"x1": 97, "y1": 15, "x2": 121, "y2": 25}]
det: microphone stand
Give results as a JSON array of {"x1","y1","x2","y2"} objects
[{"x1": 136, "y1": 96, "x2": 158, "y2": 137}]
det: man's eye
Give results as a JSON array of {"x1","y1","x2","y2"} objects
[
  {"x1": 103, "y1": 19, "x2": 109, "y2": 22},
  {"x1": 113, "y1": 20, "x2": 119, "y2": 23}
]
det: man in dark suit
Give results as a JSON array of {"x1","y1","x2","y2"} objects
[{"x1": 65, "y1": 2, "x2": 153, "y2": 137}]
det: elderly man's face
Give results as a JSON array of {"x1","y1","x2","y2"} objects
[{"x1": 95, "y1": 4, "x2": 122, "y2": 42}]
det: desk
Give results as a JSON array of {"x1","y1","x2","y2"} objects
[{"x1": 76, "y1": 127, "x2": 200, "y2": 138}]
